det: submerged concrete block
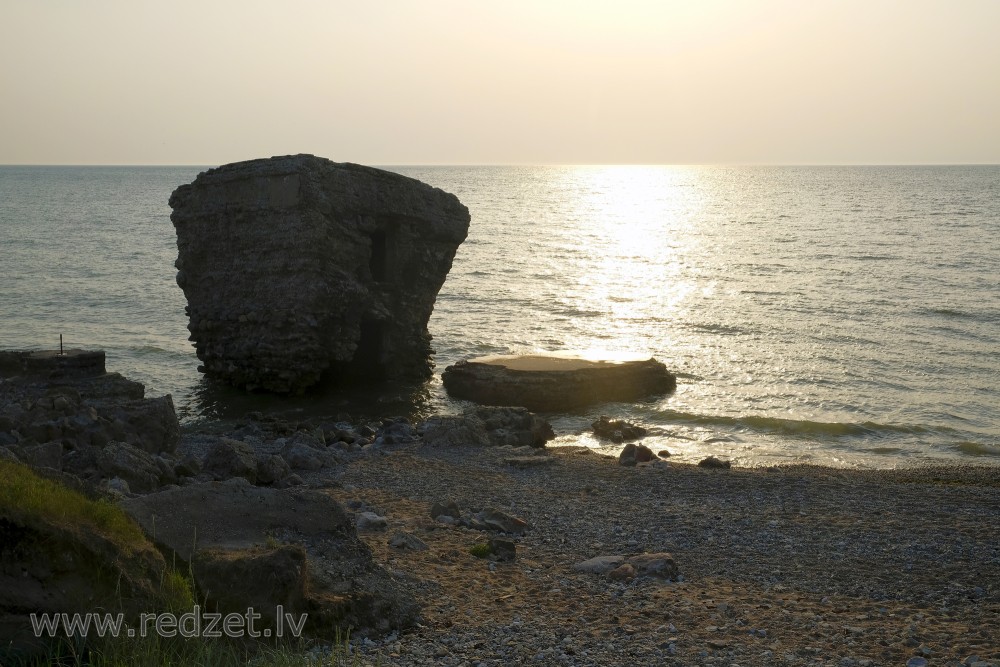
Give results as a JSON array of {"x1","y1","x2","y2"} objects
[
  {"x1": 0, "y1": 349, "x2": 106, "y2": 380},
  {"x1": 169, "y1": 155, "x2": 470, "y2": 393},
  {"x1": 442, "y1": 353, "x2": 677, "y2": 411}
]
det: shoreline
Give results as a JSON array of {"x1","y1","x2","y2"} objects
[
  {"x1": 182, "y1": 414, "x2": 1000, "y2": 473},
  {"x1": 242, "y1": 433, "x2": 1000, "y2": 666},
  {"x1": 3, "y1": 349, "x2": 998, "y2": 665}
]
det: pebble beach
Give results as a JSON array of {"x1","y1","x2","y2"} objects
[{"x1": 303, "y1": 441, "x2": 1000, "y2": 666}]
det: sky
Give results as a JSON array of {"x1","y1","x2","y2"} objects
[{"x1": 1, "y1": 0, "x2": 998, "y2": 166}]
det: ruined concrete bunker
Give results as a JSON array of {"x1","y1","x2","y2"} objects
[{"x1": 169, "y1": 155, "x2": 470, "y2": 393}]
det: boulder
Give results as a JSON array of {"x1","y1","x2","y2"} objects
[
  {"x1": 256, "y1": 453, "x2": 291, "y2": 485},
  {"x1": 618, "y1": 443, "x2": 655, "y2": 467},
  {"x1": 280, "y1": 439, "x2": 323, "y2": 471},
  {"x1": 356, "y1": 511, "x2": 389, "y2": 531},
  {"x1": 419, "y1": 406, "x2": 554, "y2": 448},
  {"x1": 628, "y1": 552, "x2": 679, "y2": 579},
  {"x1": 169, "y1": 154, "x2": 471, "y2": 393},
  {"x1": 572, "y1": 555, "x2": 626, "y2": 575},
  {"x1": 376, "y1": 417, "x2": 419, "y2": 445},
  {"x1": 608, "y1": 563, "x2": 638, "y2": 581},
  {"x1": 121, "y1": 479, "x2": 419, "y2": 637},
  {"x1": 101, "y1": 395, "x2": 180, "y2": 455},
  {"x1": 572, "y1": 552, "x2": 678, "y2": 581},
  {"x1": 191, "y1": 545, "x2": 308, "y2": 631},
  {"x1": 18, "y1": 441, "x2": 62, "y2": 470},
  {"x1": 488, "y1": 537, "x2": 517, "y2": 563},
  {"x1": 203, "y1": 438, "x2": 258, "y2": 482},
  {"x1": 0, "y1": 349, "x2": 106, "y2": 380},
  {"x1": 97, "y1": 441, "x2": 163, "y2": 493},
  {"x1": 473, "y1": 406, "x2": 555, "y2": 447},
  {"x1": 0, "y1": 462, "x2": 178, "y2": 661},
  {"x1": 420, "y1": 415, "x2": 490, "y2": 447},
  {"x1": 0, "y1": 349, "x2": 181, "y2": 492},
  {"x1": 698, "y1": 456, "x2": 732, "y2": 469},
  {"x1": 430, "y1": 499, "x2": 462, "y2": 520},
  {"x1": 505, "y1": 455, "x2": 555, "y2": 469},
  {"x1": 472, "y1": 509, "x2": 529, "y2": 536},
  {"x1": 388, "y1": 531, "x2": 429, "y2": 551},
  {"x1": 592, "y1": 415, "x2": 648, "y2": 442},
  {"x1": 442, "y1": 353, "x2": 676, "y2": 411}
]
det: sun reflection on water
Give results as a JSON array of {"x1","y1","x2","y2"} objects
[{"x1": 553, "y1": 165, "x2": 706, "y2": 354}]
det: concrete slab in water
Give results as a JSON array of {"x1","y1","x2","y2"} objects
[
  {"x1": 442, "y1": 351, "x2": 676, "y2": 412},
  {"x1": 469, "y1": 351, "x2": 652, "y2": 372}
]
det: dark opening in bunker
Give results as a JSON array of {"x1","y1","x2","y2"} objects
[
  {"x1": 369, "y1": 231, "x2": 387, "y2": 282},
  {"x1": 349, "y1": 318, "x2": 385, "y2": 379}
]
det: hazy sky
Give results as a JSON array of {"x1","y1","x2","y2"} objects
[{"x1": 2, "y1": 0, "x2": 998, "y2": 165}]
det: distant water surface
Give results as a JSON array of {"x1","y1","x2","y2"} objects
[{"x1": 1, "y1": 164, "x2": 997, "y2": 467}]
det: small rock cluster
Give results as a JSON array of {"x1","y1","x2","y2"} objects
[
  {"x1": 592, "y1": 415, "x2": 648, "y2": 442},
  {"x1": 572, "y1": 552, "x2": 680, "y2": 582},
  {"x1": 419, "y1": 406, "x2": 554, "y2": 448},
  {"x1": 430, "y1": 499, "x2": 530, "y2": 537}
]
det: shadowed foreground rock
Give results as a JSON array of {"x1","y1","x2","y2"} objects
[
  {"x1": 169, "y1": 154, "x2": 470, "y2": 393},
  {"x1": 442, "y1": 353, "x2": 676, "y2": 411},
  {"x1": 0, "y1": 462, "x2": 178, "y2": 662},
  {"x1": 122, "y1": 479, "x2": 419, "y2": 637}
]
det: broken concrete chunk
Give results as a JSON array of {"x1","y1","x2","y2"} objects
[{"x1": 170, "y1": 155, "x2": 470, "y2": 393}]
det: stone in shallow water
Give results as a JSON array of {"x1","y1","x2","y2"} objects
[
  {"x1": 698, "y1": 455, "x2": 732, "y2": 469},
  {"x1": 592, "y1": 415, "x2": 648, "y2": 442},
  {"x1": 618, "y1": 443, "x2": 655, "y2": 466},
  {"x1": 441, "y1": 351, "x2": 676, "y2": 412},
  {"x1": 419, "y1": 406, "x2": 554, "y2": 448}
]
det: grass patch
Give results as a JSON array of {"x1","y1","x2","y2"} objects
[
  {"x1": 0, "y1": 460, "x2": 146, "y2": 554},
  {"x1": 468, "y1": 542, "x2": 491, "y2": 559}
]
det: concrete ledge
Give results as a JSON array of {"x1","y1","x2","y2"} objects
[
  {"x1": 441, "y1": 352, "x2": 676, "y2": 412},
  {"x1": 0, "y1": 350, "x2": 106, "y2": 379}
]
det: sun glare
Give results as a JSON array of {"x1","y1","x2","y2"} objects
[
  {"x1": 558, "y1": 166, "x2": 705, "y2": 337},
  {"x1": 571, "y1": 166, "x2": 695, "y2": 256}
]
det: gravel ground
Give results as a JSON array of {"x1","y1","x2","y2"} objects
[{"x1": 307, "y1": 443, "x2": 1000, "y2": 667}]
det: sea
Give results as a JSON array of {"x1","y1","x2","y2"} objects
[{"x1": 1, "y1": 164, "x2": 998, "y2": 468}]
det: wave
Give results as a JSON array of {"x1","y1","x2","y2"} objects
[
  {"x1": 552, "y1": 308, "x2": 604, "y2": 318},
  {"x1": 654, "y1": 409, "x2": 938, "y2": 440},
  {"x1": 686, "y1": 323, "x2": 754, "y2": 336},
  {"x1": 849, "y1": 254, "x2": 899, "y2": 262},
  {"x1": 923, "y1": 307, "x2": 975, "y2": 319},
  {"x1": 953, "y1": 441, "x2": 1000, "y2": 457}
]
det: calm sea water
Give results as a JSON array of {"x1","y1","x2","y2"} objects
[{"x1": 1, "y1": 164, "x2": 998, "y2": 468}]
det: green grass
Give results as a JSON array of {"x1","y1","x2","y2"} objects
[
  {"x1": 468, "y1": 542, "x2": 491, "y2": 559},
  {"x1": 0, "y1": 460, "x2": 146, "y2": 554}
]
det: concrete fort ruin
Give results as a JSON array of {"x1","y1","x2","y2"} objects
[{"x1": 169, "y1": 155, "x2": 470, "y2": 393}]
